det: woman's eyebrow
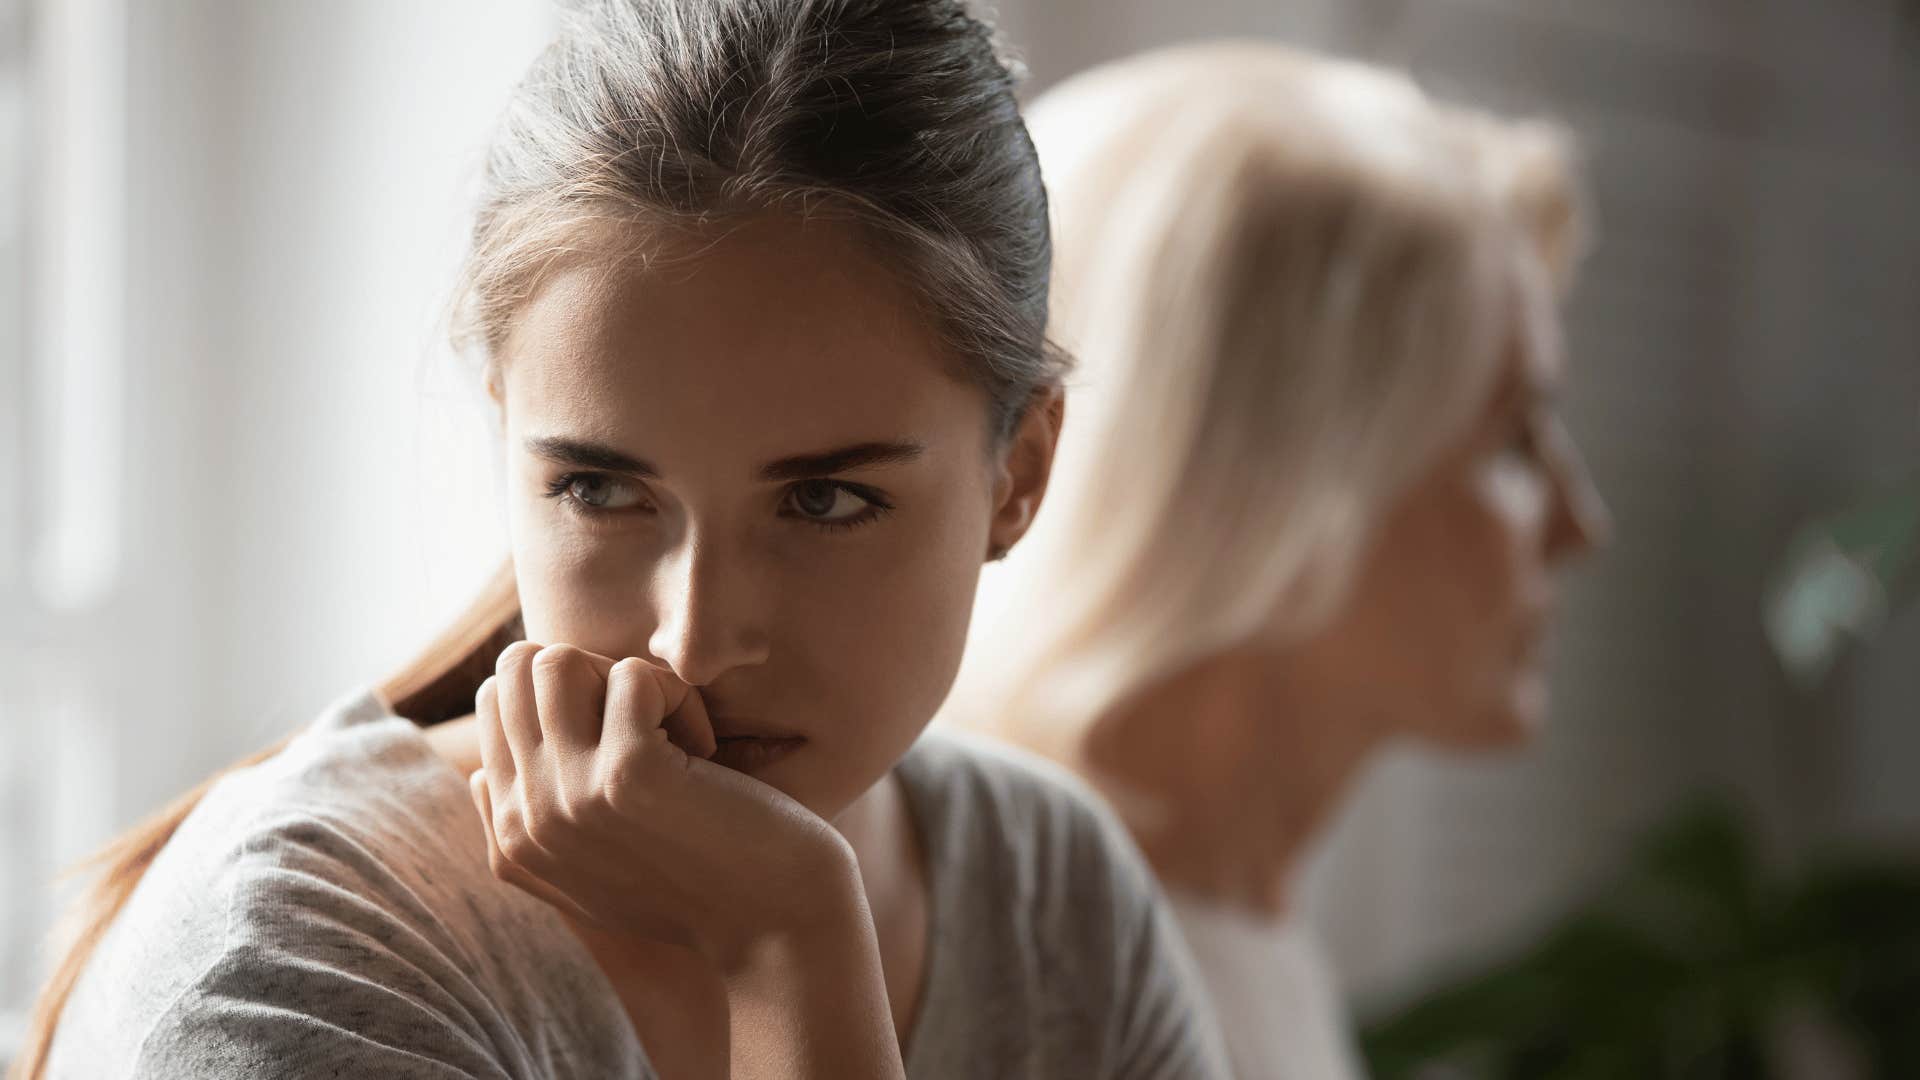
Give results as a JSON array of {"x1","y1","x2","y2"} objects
[
  {"x1": 758, "y1": 440, "x2": 925, "y2": 481},
  {"x1": 525, "y1": 435, "x2": 658, "y2": 477}
]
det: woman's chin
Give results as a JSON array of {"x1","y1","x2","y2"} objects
[
  {"x1": 1421, "y1": 677, "x2": 1548, "y2": 750},
  {"x1": 1492, "y1": 670, "x2": 1552, "y2": 745}
]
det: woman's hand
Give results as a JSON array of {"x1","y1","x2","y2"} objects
[
  {"x1": 466, "y1": 641, "x2": 859, "y2": 967},
  {"x1": 469, "y1": 641, "x2": 908, "y2": 1079}
]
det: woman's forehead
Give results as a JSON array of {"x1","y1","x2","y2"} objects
[
  {"x1": 499, "y1": 218, "x2": 980, "y2": 469},
  {"x1": 1471, "y1": 283, "x2": 1565, "y2": 428},
  {"x1": 1514, "y1": 265, "x2": 1567, "y2": 394}
]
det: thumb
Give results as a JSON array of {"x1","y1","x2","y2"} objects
[{"x1": 661, "y1": 686, "x2": 717, "y2": 760}]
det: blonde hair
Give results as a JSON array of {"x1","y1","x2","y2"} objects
[
  {"x1": 12, "y1": 1, "x2": 1060, "y2": 1073},
  {"x1": 947, "y1": 43, "x2": 1588, "y2": 761}
]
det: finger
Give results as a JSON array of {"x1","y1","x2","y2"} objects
[
  {"x1": 483, "y1": 661, "x2": 577, "y2": 870},
  {"x1": 599, "y1": 657, "x2": 710, "y2": 756},
  {"x1": 470, "y1": 770, "x2": 597, "y2": 923},
  {"x1": 474, "y1": 678, "x2": 528, "y2": 847},
  {"x1": 599, "y1": 657, "x2": 685, "y2": 788},
  {"x1": 660, "y1": 685, "x2": 716, "y2": 760},
  {"x1": 494, "y1": 640, "x2": 545, "y2": 767},
  {"x1": 469, "y1": 767, "x2": 514, "y2": 877},
  {"x1": 578, "y1": 650, "x2": 617, "y2": 681},
  {"x1": 531, "y1": 644, "x2": 606, "y2": 755},
  {"x1": 468, "y1": 766, "x2": 492, "y2": 837},
  {"x1": 474, "y1": 675, "x2": 518, "y2": 809}
]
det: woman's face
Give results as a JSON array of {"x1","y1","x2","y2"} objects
[
  {"x1": 1299, "y1": 263, "x2": 1612, "y2": 747},
  {"x1": 494, "y1": 216, "x2": 1053, "y2": 819}
]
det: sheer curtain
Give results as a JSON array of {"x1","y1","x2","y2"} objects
[
  {"x1": 2, "y1": 0, "x2": 128, "y2": 1056},
  {"x1": 0, "y1": 3, "x2": 554, "y2": 1064},
  {"x1": 0, "y1": 0, "x2": 28, "y2": 1056}
]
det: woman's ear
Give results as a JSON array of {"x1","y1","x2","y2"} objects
[
  {"x1": 482, "y1": 367, "x2": 507, "y2": 428},
  {"x1": 987, "y1": 387, "x2": 1066, "y2": 561}
]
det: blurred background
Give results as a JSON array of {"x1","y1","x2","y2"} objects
[{"x1": 1, "y1": 0, "x2": 1915, "y2": 1072}]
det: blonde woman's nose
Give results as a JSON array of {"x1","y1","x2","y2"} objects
[{"x1": 1546, "y1": 435, "x2": 1612, "y2": 561}]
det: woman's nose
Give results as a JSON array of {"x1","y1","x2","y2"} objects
[
  {"x1": 1545, "y1": 430, "x2": 1612, "y2": 562},
  {"x1": 646, "y1": 536, "x2": 772, "y2": 686}
]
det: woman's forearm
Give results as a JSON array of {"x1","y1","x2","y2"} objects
[
  {"x1": 574, "y1": 921, "x2": 730, "y2": 1080},
  {"x1": 724, "y1": 881, "x2": 906, "y2": 1080}
]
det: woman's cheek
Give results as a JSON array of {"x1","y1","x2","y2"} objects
[
  {"x1": 1471, "y1": 456, "x2": 1556, "y2": 600},
  {"x1": 519, "y1": 525, "x2": 656, "y2": 646},
  {"x1": 1473, "y1": 454, "x2": 1552, "y2": 533},
  {"x1": 834, "y1": 517, "x2": 980, "y2": 713},
  {"x1": 1476, "y1": 460, "x2": 1556, "y2": 738}
]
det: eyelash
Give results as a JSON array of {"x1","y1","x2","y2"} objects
[
  {"x1": 797, "y1": 480, "x2": 895, "y2": 532},
  {"x1": 542, "y1": 472, "x2": 895, "y2": 533},
  {"x1": 543, "y1": 473, "x2": 643, "y2": 520}
]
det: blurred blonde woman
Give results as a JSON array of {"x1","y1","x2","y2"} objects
[{"x1": 946, "y1": 43, "x2": 1612, "y2": 1079}]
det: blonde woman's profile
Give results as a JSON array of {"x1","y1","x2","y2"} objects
[{"x1": 946, "y1": 42, "x2": 1613, "y2": 1080}]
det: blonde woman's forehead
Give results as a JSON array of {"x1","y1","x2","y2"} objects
[{"x1": 1511, "y1": 247, "x2": 1569, "y2": 393}]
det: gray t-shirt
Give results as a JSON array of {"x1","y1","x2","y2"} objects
[{"x1": 47, "y1": 687, "x2": 1229, "y2": 1078}]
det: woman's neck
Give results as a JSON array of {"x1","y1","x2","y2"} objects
[
  {"x1": 1075, "y1": 649, "x2": 1386, "y2": 920},
  {"x1": 833, "y1": 771, "x2": 929, "y2": 1044}
]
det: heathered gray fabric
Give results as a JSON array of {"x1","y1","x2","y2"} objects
[{"x1": 46, "y1": 687, "x2": 1229, "y2": 1079}]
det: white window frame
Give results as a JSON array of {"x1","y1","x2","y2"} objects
[{"x1": 2, "y1": 0, "x2": 127, "y2": 1064}]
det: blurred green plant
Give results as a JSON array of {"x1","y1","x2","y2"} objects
[{"x1": 1360, "y1": 798, "x2": 1920, "y2": 1079}]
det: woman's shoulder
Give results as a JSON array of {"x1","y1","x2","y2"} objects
[
  {"x1": 141, "y1": 690, "x2": 489, "y2": 924},
  {"x1": 1168, "y1": 897, "x2": 1366, "y2": 1080},
  {"x1": 904, "y1": 724, "x2": 1149, "y2": 892},
  {"x1": 48, "y1": 688, "x2": 647, "y2": 1079},
  {"x1": 899, "y1": 726, "x2": 1232, "y2": 1078}
]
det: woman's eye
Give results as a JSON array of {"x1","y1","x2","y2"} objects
[
  {"x1": 545, "y1": 472, "x2": 647, "y2": 514},
  {"x1": 782, "y1": 479, "x2": 889, "y2": 527},
  {"x1": 1502, "y1": 415, "x2": 1541, "y2": 460}
]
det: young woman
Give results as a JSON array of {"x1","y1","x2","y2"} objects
[
  {"x1": 16, "y1": 4, "x2": 1228, "y2": 1078},
  {"x1": 945, "y1": 43, "x2": 1613, "y2": 1080}
]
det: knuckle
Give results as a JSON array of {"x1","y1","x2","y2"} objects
[
  {"x1": 521, "y1": 802, "x2": 569, "y2": 853},
  {"x1": 613, "y1": 665, "x2": 666, "y2": 715},
  {"x1": 551, "y1": 778, "x2": 590, "y2": 824},
  {"x1": 641, "y1": 725, "x2": 675, "y2": 756},
  {"x1": 496, "y1": 640, "x2": 540, "y2": 677},
  {"x1": 609, "y1": 656, "x2": 653, "y2": 692},
  {"x1": 532, "y1": 643, "x2": 585, "y2": 677},
  {"x1": 597, "y1": 758, "x2": 646, "y2": 810},
  {"x1": 493, "y1": 808, "x2": 534, "y2": 863},
  {"x1": 497, "y1": 826, "x2": 536, "y2": 867},
  {"x1": 598, "y1": 740, "x2": 675, "y2": 813}
]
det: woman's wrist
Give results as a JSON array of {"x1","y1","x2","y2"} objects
[
  {"x1": 578, "y1": 844, "x2": 894, "y2": 1080},
  {"x1": 707, "y1": 827, "x2": 866, "y2": 964},
  {"x1": 724, "y1": 873, "x2": 905, "y2": 1080}
]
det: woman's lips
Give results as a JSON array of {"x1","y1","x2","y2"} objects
[{"x1": 707, "y1": 735, "x2": 806, "y2": 774}]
